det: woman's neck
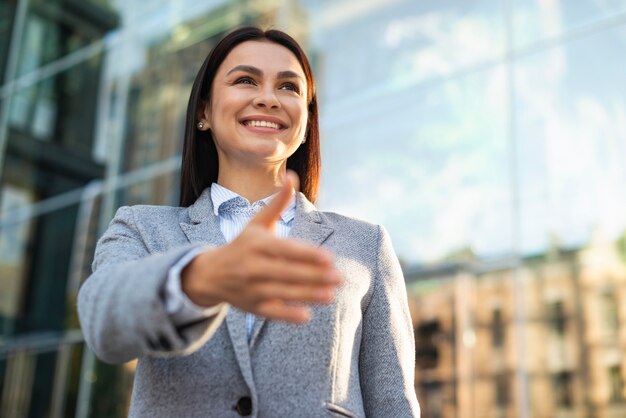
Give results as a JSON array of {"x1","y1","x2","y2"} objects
[{"x1": 216, "y1": 162, "x2": 286, "y2": 203}]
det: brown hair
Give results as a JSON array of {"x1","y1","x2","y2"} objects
[{"x1": 179, "y1": 26, "x2": 320, "y2": 206}]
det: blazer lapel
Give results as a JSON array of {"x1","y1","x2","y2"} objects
[
  {"x1": 289, "y1": 193, "x2": 335, "y2": 246},
  {"x1": 249, "y1": 192, "x2": 334, "y2": 347},
  {"x1": 179, "y1": 189, "x2": 256, "y2": 389},
  {"x1": 225, "y1": 309, "x2": 256, "y2": 390},
  {"x1": 179, "y1": 188, "x2": 226, "y2": 247}
]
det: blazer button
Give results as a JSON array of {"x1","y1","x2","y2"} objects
[{"x1": 235, "y1": 396, "x2": 252, "y2": 416}]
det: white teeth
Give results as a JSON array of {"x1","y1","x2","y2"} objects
[{"x1": 245, "y1": 120, "x2": 281, "y2": 129}]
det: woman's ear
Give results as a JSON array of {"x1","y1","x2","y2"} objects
[{"x1": 196, "y1": 100, "x2": 211, "y2": 130}]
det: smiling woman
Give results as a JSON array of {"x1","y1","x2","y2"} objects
[
  {"x1": 196, "y1": 40, "x2": 309, "y2": 195},
  {"x1": 77, "y1": 26, "x2": 420, "y2": 417},
  {"x1": 180, "y1": 28, "x2": 320, "y2": 208}
]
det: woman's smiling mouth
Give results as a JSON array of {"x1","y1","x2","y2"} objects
[
  {"x1": 240, "y1": 115, "x2": 287, "y2": 131},
  {"x1": 244, "y1": 120, "x2": 282, "y2": 129}
]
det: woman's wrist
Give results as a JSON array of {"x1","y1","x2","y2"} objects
[{"x1": 181, "y1": 248, "x2": 225, "y2": 307}]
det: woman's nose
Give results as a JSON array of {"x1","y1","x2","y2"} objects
[{"x1": 252, "y1": 87, "x2": 281, "y2": 109}]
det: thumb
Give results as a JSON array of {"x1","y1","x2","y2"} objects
[{"x1": 250, "y1": 170, "x2": 299, "y2": 229}]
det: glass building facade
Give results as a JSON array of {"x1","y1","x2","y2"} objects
[{"x1": 1, "y1": 0, "x2": 625, "y2": 417}]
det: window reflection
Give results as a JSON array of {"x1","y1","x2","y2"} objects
[
  {"x1": 608, "y1": 365, "x2": 625, "y2": 404},
  {"x1": 601, "y1": 292, "x2": 619, "y2": 340},
  {"x1": 13, "y1": 1, "x2": 117, "y2": 77},
  {"x1": 0, "y1": 342, "x2": 85, "y2": 418},
  {"x1": 0, "y1": 185, "x2": 34, "y2": 335},
  {"x1": 512, "y1": 0, "x2": 626, "y2": 48},
  {"x1": 415, "y1": 321, "x2": 441, "y2": 369},
  {"x1": 8, "y1": 57, "x2": 105, "y2": 160},
  {"x1": 515, "y1": 26, "x2": 626, "y2": 255},
  {"x1": 321, "y1": 66, "x2": 510, "y2": 264},
  {"x1": 552, "y1": 371, "x2": 573, "y2": 408},
  {"x1": 308, "y1": 0, "x2": 505, "y2": 102},
  {"x1": 491, "y1": 308, "x2": 504, "y2": 348},
  {"x1": 0, "y1": 0, "x2": 16, "y2": 81},
  {"x1": 1, "y1": 0, "x2": 626, "y2": 417},
  {"x1": 409, "y1": 241, "x2": 626, "y2": 417},
  {"x1": 548, "y1": 300, "x2": 566, "y2": 336}
]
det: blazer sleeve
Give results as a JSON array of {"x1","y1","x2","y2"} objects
[
  {"x1": 77, "y1": 206, "x2": 228, "y2": 364},
  {"x1": 359, "y1": 226, "x2": 421, "y2": 417}
]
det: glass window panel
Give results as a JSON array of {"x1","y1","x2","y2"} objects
[
  {"x1": 102, "y1": 20, "x2": 200, "y2": 175},
  {"x1": 16, "y1": 13, "x2": 59, "y2": 77},
  {"x1": 608, "y1": 365, "x2": 625, "y2": 403},
  {"x1": 65, "y1": 186, "x2": 103, "y2": 331},
  {"x1": 515, "y1": 164, "x2": 626, "y2": 418},
  {"x1": 109, "y1": 0, "x2": 226, "y2": 29},
  {"x1": 491, "y1": 308, "x2": 504, "y2": 347},
  {"x1": 0, "y1": 0, "x2": 16, "y2": 81},
  {"x1": 552, "y1": 371, "x2": 574, "y2": 408},
  {"x1": 320, "y1": 66, "x2": 510, "y2": 264},
  {"x1": 9, "y1": 79, "x2": 57, "y2": 142},
  {"x1": 107, "y1": 1, "x2": 292, "y2": 174},
  {"x1": 3, "y1": 1, "x2": 625, "y2": 417},
  {"x1": 86, "y1": 0, "x2": 116, "y2": 11},
  {"x1": 4, "y1": 56, "x2": 106, "y2": 208},
  {"x1": 0, "y1": 192, "x2": 81, "y2": 336},
  {"x1": 119, "y1": 44, "x2": 195, "y2": 173},
  {"x1": 11, "y1": 58, "x2": 99, "y2": 149},
  {"x1": 0, "y1": 185, "x2": 35, "y2": 336},
  {"x1": 27, "y1": 204, "x2": 80, "y2": 334},
  {"x1": 408, "y1": 266, "x2": 524, "y2": 418},
  {"x1": 515, "y1": 25, "x2": 626, "y2": 255},
  {"x1": 11, "y1": 0, "x2": 119, "y2": 78},
  {"x1": 601, "y1": 293, "x2": 619, "y2": 338},
  {"x1": 60, "y1": 342, "x2": 85, "y2": 418},
  {"x1": 407, "y1": 245, "x2": 618, "y2": 417},
  {"x1": 513, "y1": 0, "x2": 626, "y2": 49},
  {"x1": 0, "y1": 343, "x2": 85, "y2": 418},
  {"x1": 56, "y1": 55, "x2": 104, "y2": 155},
  {"x1": 113, "y1": 169, "x2": 180, "y2": 208},
  {"x1": 0, "y1": 350, "x2": 36, "y2": 417},
  {"x1": 86, "y1": 358, "x2": 135, "y2": 418},
  {"x1": 303, "y1": 0, "x2": 506, "y2": 103}
]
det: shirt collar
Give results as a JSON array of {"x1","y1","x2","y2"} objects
[{"x1": 210, "y1": 183, "x2": 296, "y2": 223}]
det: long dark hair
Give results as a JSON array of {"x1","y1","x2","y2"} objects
[{"x1": 179, "y1": 26, "x2": 320, "y2": 207}]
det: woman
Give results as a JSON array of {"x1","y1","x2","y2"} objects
[{"x1": 78, "y1": 27, "x2": 420, "y2": 417}]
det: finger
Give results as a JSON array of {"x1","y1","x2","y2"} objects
[
  {"x1": 259, "y1": 237, "x2": 334, "y2": 268},
  {"x1": 250, "y1": 170, "x2": 299, "y2": 229},
  {"x1": 255, "y1": 299, "x2": 311, "y2": 323},
  {"x1": 252, "y1": 282, "x2": 336, "y2": 304},
  {"x1": 252, "y1": 258, "x2": 341, "y2": 286}
]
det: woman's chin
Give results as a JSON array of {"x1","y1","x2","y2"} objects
[
  {"x1": 223, "y1": 150, "x2": 291, "y2": 168},
  {"x1": 240, "y1": 141, "x2": 298, "y2": 161}
]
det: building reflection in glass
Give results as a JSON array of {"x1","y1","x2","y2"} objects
[
  {"x1": 1, "y1": 0, "x2": 626, "y2": 417},
  {"x1": 408, "y1": 240, "x2": 626, "y2": 418}
]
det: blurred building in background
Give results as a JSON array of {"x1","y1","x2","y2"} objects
[
  {"x1": 409, "y1": 240, "x2": 626, "y2": 418},
  {"x1": 1, "y1": 0, "x2": 625, "y2": 417}
]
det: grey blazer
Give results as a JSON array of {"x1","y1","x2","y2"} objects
[{"x1": 77, "y1": 189, "x2": 420, "y2": 418}]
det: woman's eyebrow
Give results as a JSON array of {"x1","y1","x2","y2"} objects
[
  {"x1": 226, "y1": 65, "x2": 303, "y2": 81},
  {"x1": 277, "y1": 70, "x2": 304, "y2": 81},
  {"x1": 226, "y1": 65, "x2": 262, "y2": 76}
]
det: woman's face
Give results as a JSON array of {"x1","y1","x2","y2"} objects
[{"x1": 200, "y1": 40, "x2": 309, "y2": 169}]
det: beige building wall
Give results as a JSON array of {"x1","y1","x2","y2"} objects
[{"x1": 409, "y1": 241, "x2": 626, "y2": 418}]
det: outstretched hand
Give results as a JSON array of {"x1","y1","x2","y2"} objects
[{"x1": 181, "y1": 172, "x2": 342, "y2": 323}]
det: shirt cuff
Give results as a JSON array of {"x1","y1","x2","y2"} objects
[{"x1": 165, "y1": 247, "x2": 227, "y2": 325}]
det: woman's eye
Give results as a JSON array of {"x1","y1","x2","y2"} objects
[
  {"x1": 280, "y1": 82, "x2": 300, "y2": 93},
  {"x1": 235, "y1": 77, "x2": 255, "y2": 85}
]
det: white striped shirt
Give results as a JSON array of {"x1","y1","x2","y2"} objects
[{"x1": 164, "y1": 183, "x2": 295, "y2": 342}]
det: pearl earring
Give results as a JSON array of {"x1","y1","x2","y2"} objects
[{"x1": 197, "y1": 121, "x2": 204, "y2": 129}]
